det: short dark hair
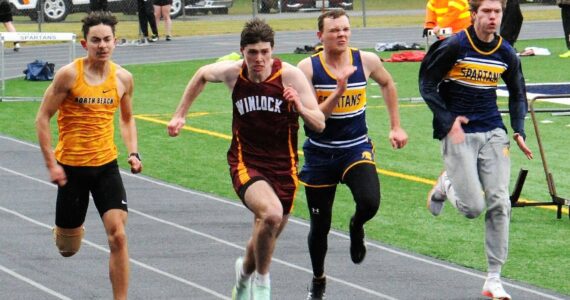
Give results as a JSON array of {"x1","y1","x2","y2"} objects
[
  {"x1": 240, "y1": 18, "x2": 275, "y2": 48},
  {"x1": 317, "y1": 9, "x2": 349, "y2": 32},
  {"x1": 468, "y1": 0, "x2": 506, "y2": 13},
  {"x1": 81, "y1": 11, "x2": 118, "y2": 39}
]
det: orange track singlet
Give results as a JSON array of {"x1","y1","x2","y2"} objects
[{"x1": 54, "y1": 58, "x2": 120, "y2": 166}]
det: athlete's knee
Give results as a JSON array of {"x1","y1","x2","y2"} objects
[
  {"x1": 53, "y1": 226, "x2": 84, "y2": 257},
  {"x1": 486, "y1": 195, "x2": 512, "y2": 216},
  {"x1": 460, "y1": 202, "x2": 485, "y2": 219},
  {"x1": 355, "y1": 192, "x2": 380, "y2": 219},
  {"x1": 107, "y1": 229, "x2": 128, "y2": 252},
  {"x1": 261, "y1": 212, "x2": 283, "y2": 229},
  {"x1": 309, "y1": 219, "x2": 331, "y2": 240},
  {"x1": 358, "y1": 193, "x2": 380, "y2": 211}
]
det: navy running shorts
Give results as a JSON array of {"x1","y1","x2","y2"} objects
[{"x1": 299, "y1": 139, "x2": 376, "y2": 187}]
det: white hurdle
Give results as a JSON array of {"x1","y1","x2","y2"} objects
[{"x1": 0, "y1": 32, "x2": 76, "y2": 102}]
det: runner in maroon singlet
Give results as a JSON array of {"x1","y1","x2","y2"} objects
[
  {"x1": 229, "y1": 57, "x2": 301, "y2": 214},
  {"x1": 167, "y1": 18, "x2": 324, "y2": 300}
]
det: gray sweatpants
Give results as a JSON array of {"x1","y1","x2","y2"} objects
[{"x1": 441, "y1": 128, "x2": 511, "y2": 274}]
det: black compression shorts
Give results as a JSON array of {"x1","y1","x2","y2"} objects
[{"x1": 55, "y1": 160, "x2": 127, "y2": 228}]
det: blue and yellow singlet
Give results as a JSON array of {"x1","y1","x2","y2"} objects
[{"x1": 305, "y1": 48, "x2": 368, "y2": 149}]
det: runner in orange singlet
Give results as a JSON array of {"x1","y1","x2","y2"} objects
[{"x1": 36, "y1": 12, "x2": 141, "y2": 300}]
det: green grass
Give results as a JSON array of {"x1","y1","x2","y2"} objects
[{"x1": 1, "y1": 38, "x2": 570, "y2": 296}]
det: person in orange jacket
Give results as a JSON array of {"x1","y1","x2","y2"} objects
[{"x1": 423, "y1": 0, "x2": 471, "y2": 38}]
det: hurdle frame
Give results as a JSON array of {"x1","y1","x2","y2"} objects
[
  {"x1": 0, "y1": 32, "x2": 76, "y2": 102},
  {"x1": 508, "y1": 94, "x2": 570, "y2": 219}
]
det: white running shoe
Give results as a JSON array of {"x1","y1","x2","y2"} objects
[
  {"x1": 232, "y1": 257, "x2": 251, "y2": 300},
  {"x1": 427, "y1": 171, "x2": 448, "y2": 216},
  {"x1": 251, "y1": 281, "x2": 270, "y2": 300},
  {"x1": 482, "y1": 277, "x2": 511, "y2": 300}
]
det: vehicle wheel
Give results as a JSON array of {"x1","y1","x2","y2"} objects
[
  {"x1": 211, "y1": 7, "x2": 228, "y2": 14},
  {"x1": 170, "y1": 0, "x2": 183, "y2": 19},
  {"x1": 42, "y1": 0, "x2": 69, "y2": 22}
]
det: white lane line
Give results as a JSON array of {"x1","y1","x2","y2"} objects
[
  {"x1": 129, "y1": 209, "x2": 397, "y2": 299},
  {"x1": 1, "y1": 135, "x2": 566, "y2": 300},
  {"x1": 121, "y1": 169, "x2": 567, "y2": 300},
  {"x1": 0, "y1": 264, "x2": 72, "y2": 300},
  {"x1": 0, "y1": 205, "x2": 230, "y2": 300},
  {"x1": 0, "y1": 165, "x2": 397, "y2": 300}
]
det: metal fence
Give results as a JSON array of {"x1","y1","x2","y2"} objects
[{"x1": 8, "y1": 0, "x2": 366, "y2": 24}]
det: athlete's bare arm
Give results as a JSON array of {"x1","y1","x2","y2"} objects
[
  {"x1": 116, "y1": 67, "x2": 142, "y2": 173},
  {"x1": 35, "y1": 63, "x2": 76, "y2": 186},
  {"x1": 363, "y1": 51, "x2": 408, "y2": 149},
  {"x1": 297, "y1": 57, "x2": 314, "y2": 85},
  {"x1": 282, "y1": 62, "x2": 325, "y2": 133},
  {"x1": 168, "y1": 60, "x2": 242, "y2": 137}
]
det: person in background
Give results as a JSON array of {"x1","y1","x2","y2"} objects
[
  {"x1": 138, "y1": 0, "x2": 159, "y2": 43},
  {"x1": 0, "y1": 0, "x2": 20, "y2": 51},
  {"x1": 558, "y1": 0, "x2": 570, "y2": 58},
  {"x1": 423, "y1": 0, "x2": 472, "y2": 39},
  {"x1": 500, "y1": 0, "x2": 523, "y2": 48},
  {"x1": 419, "y1": 0, "x2": 533, "y2": 299},
  {"x1": 154, "y1": 0, "x2": 172, "y2": 41}
]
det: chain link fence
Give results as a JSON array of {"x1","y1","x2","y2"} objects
[
  {"x1": 5, "y1": 0, "x2": 558, "y2": 36},
  {"x1": 7, "y1": 0, "x2": 361, "y2": 24}
]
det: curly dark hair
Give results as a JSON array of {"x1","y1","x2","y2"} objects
[{"x1": 81, "y1": 11, "x2": 118, "y2": 39}]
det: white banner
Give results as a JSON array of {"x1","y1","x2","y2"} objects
[{"x1": 0, "y1": 32, "x2": 76, "y2": 42}]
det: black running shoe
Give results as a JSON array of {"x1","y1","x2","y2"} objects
[
  {"x1": 307, "y1": 276, "x2": 326, "y2": 299},
  {"x1": 349, "y1": 216, "x2": 366, "y2": 264}
]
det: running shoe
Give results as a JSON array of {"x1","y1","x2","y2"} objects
[
  {"x1": 231, "y1": 257, "x2": 251, "y2": 300},
  {"x1": 427, "y1": 171, "x2": 447, "y2": 216},
  {"x1": 482, "y1": 277, "x2": 511, "y2": 300},
  {"x1": 349, "y1": 216, "x2": 366, "y2": 264},
  {"x1": 306, "y1": 276, "x2": 326, "y2": 299},
  {"x1": 251, "y1": 281, "x2": 270, "y2": 300},
  {"x1": 559, "y1": 50, "x2": 570, "y2": 58}
]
